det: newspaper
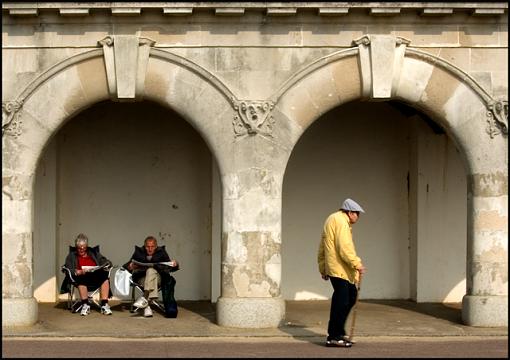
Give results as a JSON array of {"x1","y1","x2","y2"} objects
[
  {"x1": 81, "y1": 263, "x2": 108, "y2": 273},
  {"x1": 131, "y1": 259, "x2": 174, "y2": 267}
]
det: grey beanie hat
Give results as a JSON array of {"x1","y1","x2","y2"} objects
[{"x1": 341, "y1": 198, "x2": 365, "y2": 213}]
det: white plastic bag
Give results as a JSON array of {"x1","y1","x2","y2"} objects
[{"x1": 111, "y1": 267, "x2": 132, "y2": 300}]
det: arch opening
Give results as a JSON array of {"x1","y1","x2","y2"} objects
[
  {"x1": 33, "y1": 100, "x2": 223, "y2": 304},
  {"x1": 282, "y1": 100, "x2": 467, "y2": 303}
]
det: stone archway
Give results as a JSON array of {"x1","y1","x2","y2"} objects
[
  {"x1": 272, "y1": 34, "x2": 507, "y2": 327},
  {"x1": 2, "y1": 33, "x2": 507, "y2": 328},
  {"x1": 1, "y1": 36, "x2": 235, "y2": 326},
  {"x1": 2, "y1": 35, "x2": 289, "y2": 328}
]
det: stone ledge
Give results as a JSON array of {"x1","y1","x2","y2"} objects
[{"x1": 2, "y1": 2, "x2": 507, "y2": 18}]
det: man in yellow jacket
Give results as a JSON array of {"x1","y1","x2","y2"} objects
[{"x1": 318, "y1": 198, "x2": 366, "y2": 348}]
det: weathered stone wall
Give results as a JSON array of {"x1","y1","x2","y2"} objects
[{"x1": 2, "y1": 2, "x2": 507, "y2": 328}]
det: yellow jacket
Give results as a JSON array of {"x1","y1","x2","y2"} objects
[{"x1": 318, "y1": 211, "x2": 362, "y2": 284}]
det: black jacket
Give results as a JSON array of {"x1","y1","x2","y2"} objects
[{"x1": 123, "y1": 245, "x2": 179, "y2": 275}]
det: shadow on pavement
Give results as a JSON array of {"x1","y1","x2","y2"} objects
[
  {"x1": 363, "y1": 299, "x2": 462, "y2": 323},
  {"x1": 278, "y1": 301, "x2": 328, "y2": 346},
  {"x1": 177, "y1": 300, "x2": 217, "y2": 323}
]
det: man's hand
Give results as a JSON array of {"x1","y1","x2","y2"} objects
[
  {"x1": 321, "y1": 274, "x2": 329, "y2": 281},
  {"x1": 128, "y1": 262, "x2": 139, "y2": 271},
  {"x1": 357, "y1": 265, "x2": 367, "y2": 274}
]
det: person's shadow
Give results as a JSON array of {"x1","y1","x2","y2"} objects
[{"x1": 278, "y1": 300, "x2": 329, "y2": 347}]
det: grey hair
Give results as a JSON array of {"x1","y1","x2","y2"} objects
[{"x1": 75, "y1": 233, "x2": 89, "y2": 247}]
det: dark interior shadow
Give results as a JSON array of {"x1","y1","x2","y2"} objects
[{"x1": 363, "y1": 299, "x2": 462, "y2": 324}]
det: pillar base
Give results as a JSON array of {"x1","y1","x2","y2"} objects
[
  {"x1": 216, "y1": 296, "x2": 285, "y2": 328},
  {"x1": 462, "y1": 295, "x2": 508, "y2": 327},
  {"x1": 2, "y1": 297, "x2": 38, "y2": 327}
]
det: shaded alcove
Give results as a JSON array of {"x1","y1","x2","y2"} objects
[
  {"x1": 281, "y1": 100, "x2": 467, "y2": 303},
  {"x1": 33, "y1": 100, "x2": 220, "y2": 303}
]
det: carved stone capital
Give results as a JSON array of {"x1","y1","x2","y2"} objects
[
  {"x1": 2, "y1": 100, "x2": 24, "y2": 138},
  {"x1": 233, "y1": 100, "x2": 275, "y2": 137},
  {"x1": 487, "y1": 100, "x2": 508, "y2": 138}
]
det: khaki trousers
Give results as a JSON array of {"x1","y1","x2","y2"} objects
[{"x1": 138, "y1": 268, "x2": 161, "y2": 299}]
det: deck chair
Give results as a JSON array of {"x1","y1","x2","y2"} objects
[{"x1": 60, "y1": 265, "x2": 112, "y2": 313}]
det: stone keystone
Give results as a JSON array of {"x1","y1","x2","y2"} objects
[
  {"x1": 98, "y1": 35, "x2": 156, "y2": 101},
  {"x1": 353, "y1": 34, "x2": 411, "y2": 99}
]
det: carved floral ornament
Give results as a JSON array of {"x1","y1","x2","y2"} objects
[
  {"x1": 232, "y1": 100, "x2": 275, "y2": 137},
  {"x1": 487, "y1": 100, "x2": 509, "y2": 138},
  {"x1": 2, "y1": 100, "x2": 24, "y2": 138}
]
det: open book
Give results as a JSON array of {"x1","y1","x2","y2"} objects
[
  {"x1": 81, "y1": 263, "x2": 108, "y2": 273},
  {"x1": 131, "y1": 259, "x2": 174, "y2": 267}
]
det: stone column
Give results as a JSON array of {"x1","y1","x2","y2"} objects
[
  {"x1": 462, "y1": 171, "x2": 508, "y2": 327},
  {"x1": 2, "y1": 101, "x2": 42, "y2": 326},
  {"x1": 2, "y1": 173, "x2": 38, "y2": 326},
  {"x1": 215, "y1": 131, "x2": 285, "y2": 327}
]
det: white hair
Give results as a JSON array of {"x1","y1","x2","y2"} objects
[{"x1": 75, "y1": 233, "x2": 89, "y2": 247}]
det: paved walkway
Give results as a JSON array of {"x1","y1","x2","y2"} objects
[
  {"x1": 3, "y1": 300, "x2": 507, "y2": 339},
  {"x1": 4, "y1": 336, "x2": 509, "y2": 358}
]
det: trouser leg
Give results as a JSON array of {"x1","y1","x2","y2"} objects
[
  {"x1": 327, "y1": 277, "x2": 357, "y2": 340},
  {"x1": 141, "y1": 268, "x2": 160, "y2": 299},
  {"x1": 347, "y1": 280, "x2": 358, "y2": 315}
]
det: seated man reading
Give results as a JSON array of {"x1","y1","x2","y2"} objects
[{"x1": 123, "y1": 235, "x2": 179, "y2": 318}]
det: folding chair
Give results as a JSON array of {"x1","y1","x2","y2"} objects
[
  {"x1": 129, "y1": 277, "x2": 165, "y2": 314},
  {"x1": 61, "y1": 265, "x2": 112, "y2": 313}
]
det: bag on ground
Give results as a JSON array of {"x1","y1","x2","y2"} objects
[{"x1": 111, "y1": 267, "x2": 132, "y2": 300}]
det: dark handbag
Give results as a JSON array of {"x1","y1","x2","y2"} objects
[
  {"x1": 161, "y1": 275, "x2": 178, "y2": 318},
  {"x1": 165, "y1": 301, "x2": 178, "y2": 318}
]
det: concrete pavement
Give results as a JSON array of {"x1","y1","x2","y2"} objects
[{"x1": 2, "y1": 299, "x2": 507, "y2": 339}]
